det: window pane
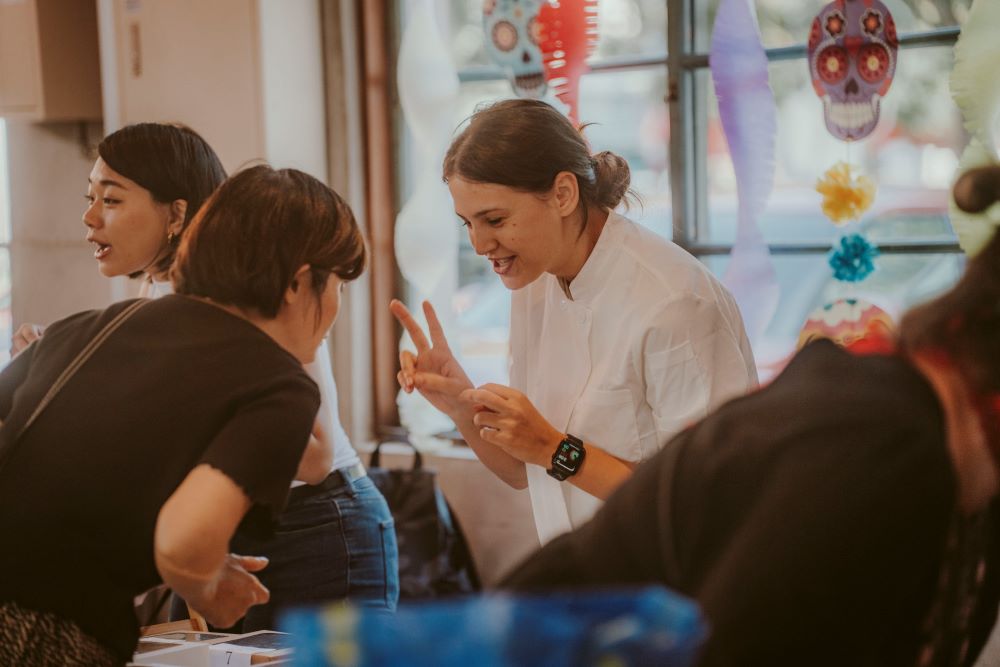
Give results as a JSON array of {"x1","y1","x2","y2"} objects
[
  {"x1": 703, "y1": 252, "x2": 965, "y2": 374},
  {"x1": 697, "y1": 0, "x2": 971, "y2": 51},
  {"x1": 446, "y1": 0, "x2": 667, "y2": 71},
  {"x1": 701, "y1": 46, "x2": 963, "y2": 245}
]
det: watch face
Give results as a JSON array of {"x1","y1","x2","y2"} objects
[{"x1": 553, "y1": 440, "x2": 583, "y2": 471}]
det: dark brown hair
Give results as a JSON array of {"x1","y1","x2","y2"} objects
[
  {"x1": 172, "y1": 165, "x2": 367, "y2": 319},
  {"x1": 98, "y1": 123, "x2": 227, "y2": 277},
  {"x1": 442, "y1": 99, "x2": 635, "y2": 215},
  {"x1": 899, "y1": 228, "x2": 1000, "y2": 395}
]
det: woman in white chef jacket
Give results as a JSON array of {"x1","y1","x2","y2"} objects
[{"x1": 392, "y1": 99, "x2": 757, "y2": 545}]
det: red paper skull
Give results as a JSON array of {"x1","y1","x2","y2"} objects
[{"x1": 807, "y1": 0, "x2": 898, "y2": 141}]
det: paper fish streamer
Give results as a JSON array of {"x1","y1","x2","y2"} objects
[
  {"x1": 797, "y1": 298, "x2": 894, "y2": 349},
  {"x1": 710, "y1": 0, "x2": 779, "y2": 344},
  {"x1": 948, "y1": 0, "x2": 1000, "y2": 256},
  {"x1": 483, "y1": 0, "x2": 598, "y2": 123},
  {"x1": 807, "y1": 0, "x2": 898, "y2": 141}
]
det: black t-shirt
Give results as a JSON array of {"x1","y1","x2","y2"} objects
[
  {"x1": 0, "y1": 296, "x2": 320, "y2": 661},
  {"x1": 503, "y1": 340, "x2": 1000, "y2": 666}
]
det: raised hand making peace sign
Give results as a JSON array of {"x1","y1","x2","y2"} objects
[{"x1": 389, "y1": 299, "x2": 475, "y2": 420}]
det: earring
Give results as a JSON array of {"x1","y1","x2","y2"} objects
[{"x1": 167, "y1": 231, "x2": 178, "y2": 245}]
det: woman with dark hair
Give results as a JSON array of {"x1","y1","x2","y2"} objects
[
  {"x1": 12, "y1": 123, "x2": 398, "y2": 629},
  {"x1": 0, "y1": 166, "x2": 367, "y2": 665},
  {"x1": 501, "y1": 171, "x2": 1000, "y2": 666},
  {"x1": 392, "y1": 99, "x2": 757, "y2": 544}
]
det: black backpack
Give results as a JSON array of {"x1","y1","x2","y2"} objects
[{"x1": 368, "y1": 441, "x2": 481, "y2": 598}]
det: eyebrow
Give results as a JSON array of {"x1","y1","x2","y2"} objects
[
  {"x1": 88, "y1": 178, "x2": 128, "y2": 189},
  {"x1": 458, "y1": 208, "x2": 505, "y2": 222}
]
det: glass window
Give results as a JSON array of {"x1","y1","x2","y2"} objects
[
  {"x1": 701, "y1": 46, "x2": 964, "y2": 245},
  {"x1": 448, "y1": 0, "x2": 669, "y2": 70},
  {"x1": 698, "y1": 0, "x2": 971, "y2": 50},
  {"x1": 703, "y1": 252, "x2": 965, "y2": 373}
]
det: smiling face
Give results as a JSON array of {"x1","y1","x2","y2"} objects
[
  {"x1": 83, "y1": 157, "x2": 180, "y2": 278},
  {"x1": 449, "y1": 176, "x2": 582, "y2": 290}
]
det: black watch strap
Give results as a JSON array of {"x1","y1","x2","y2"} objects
[{"x1": 547, "y1": 434, "x2": 585, "y2": 481}]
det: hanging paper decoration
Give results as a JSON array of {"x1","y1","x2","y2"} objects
[
  {"x1": 483, "y1": 0, "x2": 548, "y2": 98},
  {"x1": 807, "y1": 0, "x2": 898, "y2": 142},
  {"x1": 815, "y1": 161, "x2": 875, "y2": 225},
  {"x1": 796, "y1": 298, "x2": 894, "y2": 349},
  {"x1": 948, "y1": 0, "x2": 1000, "y2": 256},
  {"x1": 828, "y1": 233, "x2": 879, "y2": 282},
  {"x1": 709, "y1": 0, "x2": 779, "y2": 345},
  {"x1": 536, "y1": 0, "x2": 599, "y2": 124},
  {"x1": 483, "y1": 0, "x2": 598, "y2": 123}
]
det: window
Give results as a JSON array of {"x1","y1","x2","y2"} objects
[
  {"x1": 688, "y1": 0, "x2": 970, "y2": 369},
  {"x1": 0, "y1": 120, "x2": 11, "y2": 364},
  {"x1": 388, "y1": 0, "x2": 970, "y2": 431}
]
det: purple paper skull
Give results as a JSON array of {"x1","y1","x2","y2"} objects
[
  {"x1": 807, "y1": 0, "x2": 898, "y2": 141},
  {"x1": 483, "y1": 0, "x2": 547, "y2": 98}
]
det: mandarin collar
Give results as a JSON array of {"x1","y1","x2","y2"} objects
[{"x1": 561, "y1": 210, "x2": 623, "y2": 305}]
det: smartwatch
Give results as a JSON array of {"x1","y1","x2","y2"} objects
[{"x1": 547, "y1": 434, "x2": 585, "y2": 481}]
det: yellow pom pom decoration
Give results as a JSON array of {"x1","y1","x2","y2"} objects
[{"x1": 815, "y1": 161, "x2": 876, "y2": 225}]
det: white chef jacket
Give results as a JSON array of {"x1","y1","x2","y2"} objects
[{"x1": 509, "y1": 212, "x2": 757, "y2": 545}]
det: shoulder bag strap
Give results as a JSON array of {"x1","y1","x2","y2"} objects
[{"x1": 3, "y1": 299, "x2": 149, "y2": 453}]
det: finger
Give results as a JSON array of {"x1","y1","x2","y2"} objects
[
  {"x1": 253, "y1": 578, "x2": 270, "y2": 605},
  {"x1": 399, "y1": 349, "x2": 416, "y2": 375},
  {"x1": 478, "y1": 383, "x2": 521, "y2": 400},
  {"x1": 390, "y1": 299, "x2": 430, "y2": 353},
  {"x1": 422, "y1": 301, "x2": 452, "y2": 352},
  {"x1": 479, "y1": 426, "x2": 501, "y2": 446},
  {"x1": 413, "y1": 372, "x2": 469, "y2": 396},
  {"x1": 233, "y1": 554, "x2": 269, "y2": 572},
  {"x1": 473, "y1": 410, "x2": 502, "y2": 429},
  {"x1": 460, "y1": 388, "x2": 508, "y2": 413},
  {"x1": 397, "y1": 371, "x2": 413, "y2": 393}
]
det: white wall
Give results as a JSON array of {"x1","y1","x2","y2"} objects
[{"x1": 7, "y1": 120, "x2": 115, "y2": 330}]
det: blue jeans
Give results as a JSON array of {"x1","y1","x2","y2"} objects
[{"x1": 231, "y1": 473, "x2": 399, "y2": 631}]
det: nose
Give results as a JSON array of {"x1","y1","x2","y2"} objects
[
  {"x1": 82, "y1": 200, "x2": 101, "y2": 229},
  {"x1": 522, "y1": 51, "x2": 530, "y2": 64},
  {"x1": 845, "y1": 78, "x2": 859, "y2": 95},
  {"x1": 468, "y1": 223, "x2": 497, "y2": 256}
]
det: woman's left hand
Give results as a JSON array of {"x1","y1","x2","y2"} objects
[{"x1": 460, "y1": 384, "x2": 563, "y2": 468}]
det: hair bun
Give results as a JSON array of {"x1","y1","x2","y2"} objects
[{"x1": 591, "y1": 151, "x2": 632, "y2": 211}]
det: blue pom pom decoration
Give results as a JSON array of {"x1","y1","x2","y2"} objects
[{"x1": 828, "y1": 233, "x2": 880, "y2": 283}]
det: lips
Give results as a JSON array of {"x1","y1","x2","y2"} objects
[
  {"x1": 490, "y1": 256, "x2": 515, "y2": 276},
  {"x1": 88, "y1": 238, "x2": 112, "y2": 260}
]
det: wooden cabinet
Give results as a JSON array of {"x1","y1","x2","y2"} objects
[
  {"x1": 0, "y1": 0, "x2": 102, "y2": 121},
  {"x1": 100, "y1": 0, "x2": 327, "y2": 178}
]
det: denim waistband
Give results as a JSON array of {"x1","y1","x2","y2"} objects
[{"x1": 288, "y1": 462, "x2": 367, "y2": 504}]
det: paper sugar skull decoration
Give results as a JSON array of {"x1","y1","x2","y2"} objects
[
  {"x1": 796, "y1": 298, "x2": 894, "y2": 350},
  {"x1": 807, "y1": 0, "x2": 898, "y2": 141},
  {"x1": 483, "y1": 0, "x2": 598, "y2": 123},
  {"x1": 483, "y1": 0, "x2": 548, "y2": 98}
]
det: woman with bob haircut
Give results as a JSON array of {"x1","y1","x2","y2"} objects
[
  {"x1": 0, "y1": 165, "x2": 367, "y2": 666},
  {"x1": 392, "y1": 99, "x2": 757, "y2": 544},
  {"x1": 502, "y1": 169, "x2": 1000, "y2": 666}
]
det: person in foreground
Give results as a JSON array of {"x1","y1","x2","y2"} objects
[
  {"x1": 0, "y1": 165, "x2": 366, "y2": 666},
  {"x1": 503, "y1": 172, "x2": 1000, "y2": 666},
  {"x1": 393, "y1": 99, "x2": 756, "y2": 546}
]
